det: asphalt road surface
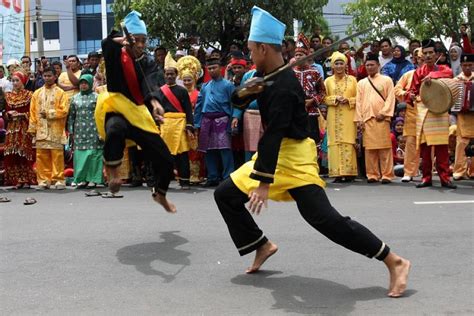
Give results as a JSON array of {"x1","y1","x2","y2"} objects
[{"x1": 1, "y1": 178, "x2": 473, "y2": 315}]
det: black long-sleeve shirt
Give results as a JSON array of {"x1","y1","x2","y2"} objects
[
  {"x1": 101, "y1": 30, "x2": 159, "y2": 107},
  {"x1": 150, "y1": 84, "x2": 194, "y2": 130},
  {"x1": 231, "y1": 67, "x2": 310, "y2": 183}
]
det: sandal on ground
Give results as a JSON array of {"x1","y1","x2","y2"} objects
[
  {"x1": 23, "y1": 197, "x2": 37, "y2": 205},
  {"x1": 77, "y1": 182, "x2": 88, "y2": 189},
  {"x1": 85, "y1": 190, "x2": 102, "y2": 197},
  {"x1": 12, "y1": 183, "x2": 25, "y2": 190},
  {"x1": 101, "y1": 192, "x2": 124, "y2": 199},
  {"x1": 0, "y1": 197, "x2": 11, "y2": 203}
]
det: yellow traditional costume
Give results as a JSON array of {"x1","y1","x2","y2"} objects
[
  {"x1": 394, "y1": 69, "x2": 420, "y2": 178},
  {"x1": 177, "y1": 55, "x2": 205, "y2": 183},
  {"x1": 231, "y1": 138, "x2": 325, "y2": 201},
  {"x1": 324, "y1": 52, "x2": 358, "y2": 178},
  {"x1": 355, "y1": 68, "x2": 396, "y2": 181},
  {"x1": 453, "y1": 69, "x2": 474, "y2": 179},
  {"x1": 28, "y1": 84, "x2": 69, "y2": 187},
  {"x1": 158, "y1": 52, "x2": 190, "y2": 155}
]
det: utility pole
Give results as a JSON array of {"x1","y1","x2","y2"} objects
[
  {"x1": 35, "y1": 0, "x2": 44, "y2": 57},
  {"x1": 101, "y1": 0, "x2": 108, "y2": 39}
]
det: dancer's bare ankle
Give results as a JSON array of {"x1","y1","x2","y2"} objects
[
  {"x1": 384, "y1": 252, "x2": 411, "y2": 298},
  {"x1": 153, "y1": 193, "x2": 177, "y2": 213},
  {"x1": 106, "y1": 166, "x2": 121, "y2": 193},
  {"x1": 246, "y1": 240, "x2": 278, "y2": 274}
]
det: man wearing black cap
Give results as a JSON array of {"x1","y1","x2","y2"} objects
[
  {"x1": 355, "y1": 52, "x2": 396, "y2": 183},
  {"x1": 452, "y1": 53, "x2": 474, "y2": 180},
  {"x1": 194, "y1": 58, "x2": 235, "y2": 186},
  {"x1": 406, "y1": 39, "x2": 457, "y2": 189}
]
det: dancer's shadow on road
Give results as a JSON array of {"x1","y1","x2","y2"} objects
[
  {"x1": 231, "y1": 271, "x2": 416, "y2": 315},
  {"x1": 116, "y1": 231, "x2": 190, "y2": 283}
]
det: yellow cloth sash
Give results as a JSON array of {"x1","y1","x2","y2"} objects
[
  {"x1": 160, "y1": 112, "x2": 190, "y2": 155},
  {"x1": 231, "y1": 137, "x2": 326, "y2": 201},
  {"x1": 95, "y1": 92, "x2": 159, "y2": 145}
]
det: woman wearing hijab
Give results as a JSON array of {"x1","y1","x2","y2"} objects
[
  {"x1": 324, "y1": 51, "x2": 358, "y2": 182},
  {"x1": 381, "y1": 45, "x2": 415, "y2": 84},
  {"x1": 67, "y1": 74, "x2": 104, "y2": 188},
  {"x1": 449, "y1": 45, "x2": 463, "y2": 76},
  {"x1": 4, "y1": 71, "x2": 37, "y2": 188}
]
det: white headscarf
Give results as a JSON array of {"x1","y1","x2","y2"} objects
[{"x1": 450, "y1": 45, "x2": 463, "y2": 76}]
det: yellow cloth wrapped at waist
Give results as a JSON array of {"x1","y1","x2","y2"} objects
[
  {"x1": 231, "y1": 137, "x2": 326, "y2": 202},
  {"x1": 94, "y1": 92, "x2": 159, "y2": 143},
  {"x1": 160, "y1": 112, "x2": 190, "y2": 155}
]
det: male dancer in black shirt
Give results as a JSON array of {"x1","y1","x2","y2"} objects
[
  {"x1": 214, "y1": 6, "x2": 410, "y2": 298},
  {"x1": 95, "y1": 11, "x2": 175, "y2": 211}
]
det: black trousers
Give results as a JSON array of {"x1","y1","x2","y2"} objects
[
  {"x1": 175, "y1": 152, "x2": 190, "y2": 186},
  {"x1": 308, "y1": 114, "x2": 320, "y2": 144},
  {"x1": 103, "y1": 114, "x2": 174, "y2": 195},
  {"x1": 215, "y1": 178, "x2": 390, "y2": 260}
]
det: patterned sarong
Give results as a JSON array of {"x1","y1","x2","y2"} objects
[
  {"x1": 243, "y1": 109, "x2": 263, "y2": 152},
  {"x1": 198, "y1": 112, "x2": 231, "y2": 152}
]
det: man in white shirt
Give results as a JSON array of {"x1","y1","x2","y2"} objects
[{"x1": 379, "y1": 38, "x2": 393, "y2": 68}]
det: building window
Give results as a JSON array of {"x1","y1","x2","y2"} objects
[
  {"x1": 107, "y1": 13, "x2": 115, "y2": 31},
  {"x1": 32, "y1": 21, "x2": 59, "y2": 40},
  {"x1": 77, "y1": 0, "x2": 102, "y2": 15},
  {"x1": 77, "y1": 16, "x2": 102, "y2": 40},
  {"x1": 77, "y1": 40, "x2": 102, "y2": 55}
]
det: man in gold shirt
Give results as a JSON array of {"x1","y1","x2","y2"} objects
[
  {"x1": 28, "y1": 67, "x2": 69, "y2": 189},
  {"x1": 453, "y1": 53, "x2": 474, "y2": 180},
  {"x1": 393, "y1": 48, "x2": 423, "y2": 182},
  {"x1": 355, "y1": 53, "x2": 396, "y2": 183},
  {"x1": 58, "y1": 55, "x2": 81, "y2": 100}
]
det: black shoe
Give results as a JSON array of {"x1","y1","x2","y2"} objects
[
  {"x1": 367, "y1": 178, "x2": 378, "y2": 183},
  {"x1": 129, "y1": 180, "x2": 143, "y2": 187},
  {"x1": 381, "y1": 179, "x2": 391, "y2": 184},
  {"x1": 343, "y1": 176, "x2": 356, "y2": 183},
  {"x1": 441, "y1": 181, "x2": 457, "y2": 189},
  {"x1": 416, "y1": 181, "x2": 432, "y2": 188},
  {"x1": 146, "y1": 181, "x2": 155, "y2": 188},
  {"x1": 201, "y1": 180, "x2": 219, "y2": 187}
]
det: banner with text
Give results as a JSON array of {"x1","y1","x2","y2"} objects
[{"x1": 1, "y1": 0, "x2": 26, "y2": 64}]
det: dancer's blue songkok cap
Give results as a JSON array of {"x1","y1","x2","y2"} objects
[
  {"x1": 124, "y1": 10, "x2": 147, "y2": 36},
  {"x1": 248, "y1": 6, "x2": 286, "y2": 45}
]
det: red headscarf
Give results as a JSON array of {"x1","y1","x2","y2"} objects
[
  {"x1": 230, "y1": 58, "x2": 247, "y2": 67},
  {"x1": 12, "y1": 71, "x2": 28, "y2": 85}
]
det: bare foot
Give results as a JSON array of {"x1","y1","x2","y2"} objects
[
  {"x1": 106, "y1": 166, "x2": 122, "y2": 193},
  {"x1": 246, "y1": 240, "x2": 278, "y2": 274},
  {"x1": 153, "y1": 194, "x2": 177, "y2": 213},
  {"x1": 385, "y1": 253, "x2": 411, "y2": 298}
]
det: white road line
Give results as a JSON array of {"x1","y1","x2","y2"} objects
[{"x1": 413, "y1": 200, "x2": 474, "y2": 205}]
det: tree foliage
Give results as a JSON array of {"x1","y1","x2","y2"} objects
[
  {"x1": 112, "y1": 0, "x2": 329, "y2": 50},
  {"x1": 345, "y1": 0, "x2": 472, "y2": 42}
]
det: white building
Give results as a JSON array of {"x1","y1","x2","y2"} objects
[
  {"x1": 323, "y1": 0, "x2": 355, "y2": 39},
  {"x1": 28, "y1": 0, "x2": 114, "y2": 62}
]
